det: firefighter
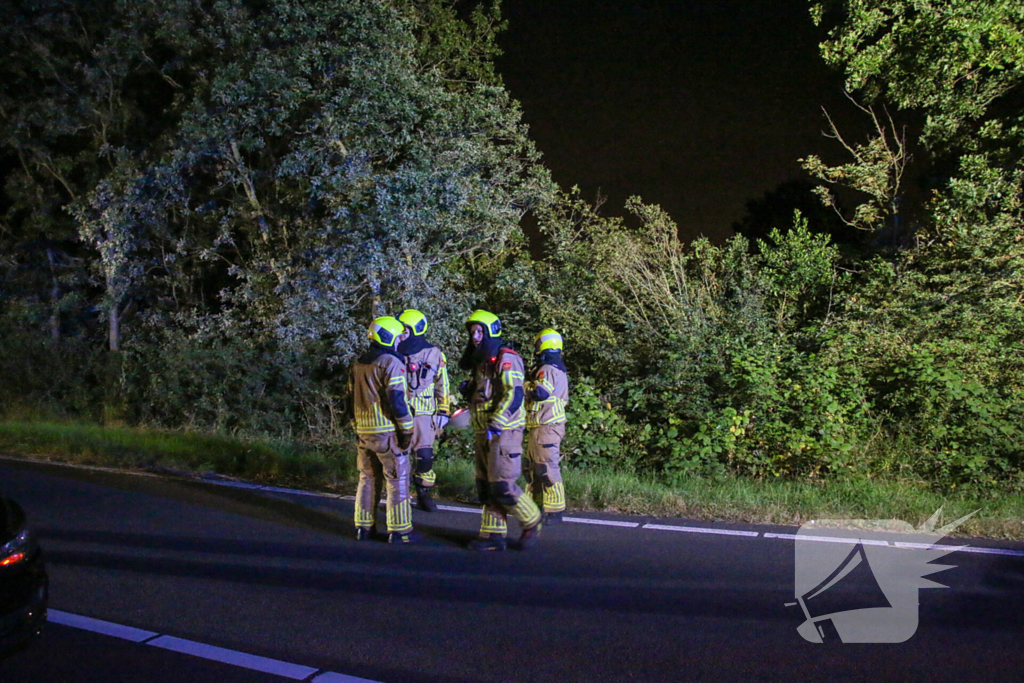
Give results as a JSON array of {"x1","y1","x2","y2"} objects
[
  {"x1": 350, "y1": 316, "x2": 419, "y2": 543},
  {"x1": 458, "y1": 309, "x2": 542, "y2": 551},
  {"x1": 397, "y1": 309, "x2": 450, "y2": 512},
  {"x1": 524, "y1": 328, "x2": 569, "y2": 524}
]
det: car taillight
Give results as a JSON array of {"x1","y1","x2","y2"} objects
[
  {"x1": 0, "y1": 552, "x2": 25, "y2": 567},
  {"x1": 1, "y1": 529, "x2": 36, "y2": 567}
]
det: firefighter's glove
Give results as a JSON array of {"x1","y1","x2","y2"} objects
[
  {"x1": 397, "y1": 430, "x2": 413, "y2": 452},
  {"x1": 435, "y1": 413, "x2": 450, "y2": 431},
  {"x1": 458, "y1": 380, "x2": 473, "y2": 400},
  {"x1": 486, "y1": 426, "x2": 502, "y2": 441}
]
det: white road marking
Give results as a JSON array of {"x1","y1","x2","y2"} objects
[
  {"x1": 312, "y1": 672, "x2": 382, "y2": 683},
  {"x1": 643, "y1": 524, "x2": 759, "y2": 537},
  {"x1": 12, "y1": 456, "x2": 1022, "y2": 558},
  {"x1": 893, "y1": 541, "x2": 962, "y2": 551},
  {"x1": 258, "y1": 485, "x2": 323, "y2": 497},
  {"x1": 564, "y1": 517, "x2": 640, "y2": 528},
  {"x1": 205, "y1": 480, "x2": 265, "y2": 490},
  {"x1": 146, "y1": 635, "x2": 319, "y2": 680},
  {"x1": 49, "y1": 610, "x2": 386, "y2": 682},
  {"x1": 47, "y1": 609, "x2": 158, "y2": 642},
  {"x1": 436, "y1": 504, "x2": 480, "y2": 514},
  {"x1": 956, "y1": 545, "x2": 1024, "y2": 558},
  {"x1": 764, "y1": 533, "x2": 890, "y2": 547}
]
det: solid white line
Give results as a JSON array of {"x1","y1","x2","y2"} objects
[
  {"x1": 147, "y1": 635, "x2": 319, "y2": 680},
  {"x1": 312, "y1": 672, "x2": 384, "y2": 683},
  {"x1": 47, "y1": 610, "x2": 158, "y2": 642},
  {"x1": 643, "y1": 524, "x2": 759, "y2": 538},
  {"x1": 764, "y1": 533, "x2": 890, "y2": 547},
  {"x1": 564, "y1": 517, "x2": 640, "y2": 528}
]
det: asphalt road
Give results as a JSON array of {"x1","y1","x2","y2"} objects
[{"x1": 1, "y1": 458, "x2": 1022, "y2": 683}]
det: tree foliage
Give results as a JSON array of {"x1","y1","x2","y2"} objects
[{"x1": 1, "y1": 0, "x2": 551, "y2": 429}]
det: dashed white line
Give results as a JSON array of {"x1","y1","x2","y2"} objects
[
  {"x1": 956, "y1": 545, "x2": 1024, "y2": 558},
  {"x1": 258, "y1": 485, "x2": 324, "y2": 497},
  {"x1": 48, "y1": 609, "x2": 158, "y2": 642},
  {"x1": 643, "y1": 524, "x2": 759, "y2": 537},
  {"x1": 436, "y1": 504, "x2": 480, "y2": 514},
  {"x1": 204, "y1": 480, "x2": 265, "y2": 490},
  {"x1": 564, "y1": 517, "x2": 640, "y2": 528},
  {"x1": 110, "y1": 467, "x2": 1024, "y2": 558},
  {"x1": 764, "y1": 533, "x2": 890, "y2": 547},
  {"x1": 147, "y1": 635, "x2": 319, "y2": 680}
]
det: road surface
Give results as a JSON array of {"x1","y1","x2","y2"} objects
[{"x1": 1, "y1": 457, "x2": 1022, "y2": 682}]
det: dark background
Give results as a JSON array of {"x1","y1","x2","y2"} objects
[{"x1": 497, "y1": 0, "x2": 870, "y2": 243}]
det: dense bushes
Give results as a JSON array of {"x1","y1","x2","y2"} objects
[{"x1": 2, "y1": 0, "x2": 1022, "y2": 495}]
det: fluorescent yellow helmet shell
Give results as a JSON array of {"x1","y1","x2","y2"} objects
[
  {"x1": 466, "y1": 309, "x2": 501, "y2": 338},
  {"x1": 368, "y1": 316, "x2": 404, "y2": 347},
  {"x1": 399, "y1": 309, "x2": 428, "y2": 336},
  {"x1": 535, "y1": 328, "x2": 563, "y2": 352}
]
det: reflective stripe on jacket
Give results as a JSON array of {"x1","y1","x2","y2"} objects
[
  {"x1": 405, "y1": 346, "x2": 450, "y2": 416},
  {"x1": 351, "y1": 351, "x2": 413, "y2": 435},
  {"x1": 526, "y1": 364, "x2": 569, "y2": 427},
  {"x1": 469, "y1": 348, "x2": 525, "y2": 432}
]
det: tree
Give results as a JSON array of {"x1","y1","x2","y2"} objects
[
  {"x1": 0, "y1": 0, "x2": 553, "y2": 431},
  {"x1": 810, "y1": 0, "x2": 1024, "y2": 242},
  {"x1": 805, "y1": 0, "x2": 1024, "y2": 483}
]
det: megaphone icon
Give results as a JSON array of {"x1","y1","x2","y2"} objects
[{"x1": 790, "y1": 542, "x2": 892, "y2": 642}]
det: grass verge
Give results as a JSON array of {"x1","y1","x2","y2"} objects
[
  {"x1": 434, "y1": 459, "x2": 1024, "y2": 540},
  {"x1": 0, "y1": 420, "x2": 356, "y2": 491},
  {"x1": 2, "y1": 420, "x2": 1021, "y2": 540}
]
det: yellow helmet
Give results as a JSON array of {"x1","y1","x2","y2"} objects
[
  {"x1": 535, "y1": 328, "x2": 563, "y2": 353},
  {"x1": 465, "y1": 309, "x2": 501, "y2": 338},
  {"x1": 398, "y1": 309, "x2": 428, "y2": 336},
  {"x1": 368, "y1": 316, "x2": 404, "y2": 347}
]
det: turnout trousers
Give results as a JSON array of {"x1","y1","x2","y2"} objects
[
  {"x1": 525, "y1": 422, "x2": 566, "y2": 513},
  {"x1": 354, "y1": 433, "x2": 413, "y2": 534},
  {"x1": 473, "y1": 429, "x2": 541, "y2": 539},
  {"x1": 409, "y1": 414, "x2": 438, "y2": 490}
]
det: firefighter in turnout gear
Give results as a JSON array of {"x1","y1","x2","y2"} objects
[
  {"x1": 458, "y1": 310, "x2": 543, "y2": 551},
  {"x1": 524, "y1": 328, "x2": 569, "y2": 524},
  {"x1": 397, "y1": 309, "x2": 451, "y2": 512},
  {"x1": 350, "y1": 316, "x2": 418, "y2": 543}
]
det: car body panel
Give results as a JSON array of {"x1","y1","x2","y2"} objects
[{"x1": 0, "y1": 496, "x2": 48, "y2": 656}]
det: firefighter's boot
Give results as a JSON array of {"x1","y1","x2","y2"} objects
[
  {"x1": 388, "y1": 530, "x2": 424, "y2": 544},
  {"x1": 515, "y1": 521, "x2": 542, "y2": 550},
  {"x1": 415, "y1": 482, "x2": 438, "y2": 512},
  {"x1": 469, "y1": 537, "x2": 507, "y2": 551},
  {"x1": 356, "y1": 526, "x2": 384, "y2": 541}
]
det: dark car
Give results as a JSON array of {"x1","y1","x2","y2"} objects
[{"x1": 0, "y1": 496, "x2": 48, "y2": 656}]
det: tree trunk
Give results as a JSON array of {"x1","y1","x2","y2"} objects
[
  {"x1": 46, "y1": 248, "x2": 60, "y2": 341},
  {"x1": 109, "y1": 302, "x2": 120, "y2": 352}
]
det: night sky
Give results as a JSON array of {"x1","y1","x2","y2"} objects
[{"x1": 497, "y1": 0, "x2": 868, "y2": 243}]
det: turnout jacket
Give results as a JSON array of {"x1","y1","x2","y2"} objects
[
  {"x1": 468, "y1": 347, "x2": 526, "y2": 432},
  {"x1": 526, "y1": 362, "x2": 569, "y2": 428},
  {"x1": 350, "y1": 348, "x2": 414, "y2": 436},
  {"x1": 404, "y1": 345, "x2": 450, "y2": 417}
]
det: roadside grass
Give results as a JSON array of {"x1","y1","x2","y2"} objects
[
  {"x1": 0, "y1": 420, "x2": 356, "y2": 490},
  {"x1": 434, "y1": 458, "x2": 1024, "y2": 540},
  {"x1": 2, "y1": 420, "x2": 1021, "y2": 540}
]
